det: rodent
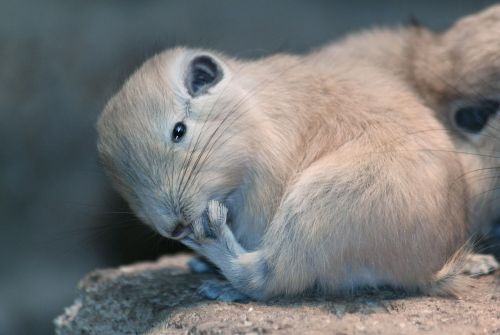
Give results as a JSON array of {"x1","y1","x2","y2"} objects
[
  {"x1": 339, "y1": 5, "x2": 500, "y2": 275},
  {"x1": 401, "y1": 6, "x2": 500, "y2": 239},
  {"x1": 97, "y1": 5, "x2": 500, "y2": 301}
]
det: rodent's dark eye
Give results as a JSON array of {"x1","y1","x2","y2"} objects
[
  {"x1": 454, "y1": 99, "x2": 499, "y2": 133},
  {"x1": 172, "y1": 122, "x2": 187, "y2": 143}
]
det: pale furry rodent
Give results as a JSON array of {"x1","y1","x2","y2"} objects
[
  {"x1": 406, "y1": 6, "x2": 500, "y2": 237},
  {"x1": 97, "y1": 6, "x2": 500, "y2": 300}
]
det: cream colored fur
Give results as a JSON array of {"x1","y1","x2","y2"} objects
[
  {"x1": 409, "y1": 7, "x2": 500, "y2": 235},
  {"x1": 97, "y1": 6, "x2": 500, "y2": 300}
]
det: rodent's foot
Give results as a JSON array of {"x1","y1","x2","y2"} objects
[
  {"x1": 187, "y1": 256, "x2": 216, "y2": 274},
  {"x1": 462, "y1": 253, "x2": 499, "y2": 276},
  {"x1": 198, "y1": 279, "x2": 249, "y2": 302},
  {"x1": 182, "y1": 200, "x2": 250, "y2": 298}
]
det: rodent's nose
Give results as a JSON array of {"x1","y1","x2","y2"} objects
[{"x1": 170, "y1": 221, "x2": 193, "y2": 239}]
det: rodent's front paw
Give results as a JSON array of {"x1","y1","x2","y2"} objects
[
  {"x1": 183, "y1": 200, "x2": 228, "y2": 246},
  {"x1": 206, "y1": 200, "x2": 228, "y2": 235},
  {"x1": 191, "y1": 215, "x2": 209, "y2": 241}
]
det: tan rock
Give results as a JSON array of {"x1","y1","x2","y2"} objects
[{"x1": 54, "y1": 254, "x2": 500, "y2": 335}]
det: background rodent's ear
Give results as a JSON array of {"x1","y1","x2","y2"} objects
[
  {"x1": 184, "y1": 54, "x2": 224, "y2": 97},
  {"x1": 440, "y1": 4, "x2": 500, "y2": 98},
  {"x1": 412, "y1": 5, "x2": 500, "y2": 99}
]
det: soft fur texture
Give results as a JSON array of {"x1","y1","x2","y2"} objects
[{"x1": 97, "y1": 5, "x2": 500, "y2": 300}]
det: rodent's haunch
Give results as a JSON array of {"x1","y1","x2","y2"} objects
[{"x1": 97, "y1": 6, "x2": 500, "y2": 300}]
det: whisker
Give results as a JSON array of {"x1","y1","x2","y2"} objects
[
  {"x1": 467, "y1": 186, "x2": 500, "y2": 202},
  {"x1": 176, "y1": 62, "x2": 249, "y2": 207},
  {"x1": 179, "y1": 58, "x2": 311, "y2": 201}
]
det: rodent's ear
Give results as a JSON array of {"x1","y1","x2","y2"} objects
[
  {"x1": 451, "y1": 98, "x2": 499, "y2": 135},
  {"x1": 185, "y1": 54, "x2": 223, "y2": 97}
]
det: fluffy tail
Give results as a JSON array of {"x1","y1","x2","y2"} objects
[{"x1": 421, "y1": 244, "x2": 475, "y2": 297}]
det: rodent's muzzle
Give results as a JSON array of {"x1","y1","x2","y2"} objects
[{"x1": 170, "y1": 221, "x2": 193, "y2": 240}]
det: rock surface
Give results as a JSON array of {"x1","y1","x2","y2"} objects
[{"x1": 55, "y1": 254, "x2": 500, "y2": 335}]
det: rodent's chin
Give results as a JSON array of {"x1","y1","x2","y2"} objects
[
  {"x1": 169, "y1": 223, "x2": 193, "y2": 240},
  {"x1": 154, "y1": 221, "x2": 194, "y2": 240}
]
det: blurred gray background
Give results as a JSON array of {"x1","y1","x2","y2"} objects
[{"x1": 1, "y1": 0, "x2": 498, "y2": 334}]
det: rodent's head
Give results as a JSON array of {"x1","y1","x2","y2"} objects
[
  {"x1": 414, "y1": 5, "x2": 500, "y2": 146},
  {"x1": 442, "y1": 5, "x2": 500, "y2": 147},
  {"x1": 97, "y1": 48, "x2": 254, "y2": 239},
  {"x1": 411, "y1": 5, "x2": 500, "y2": 228}
]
